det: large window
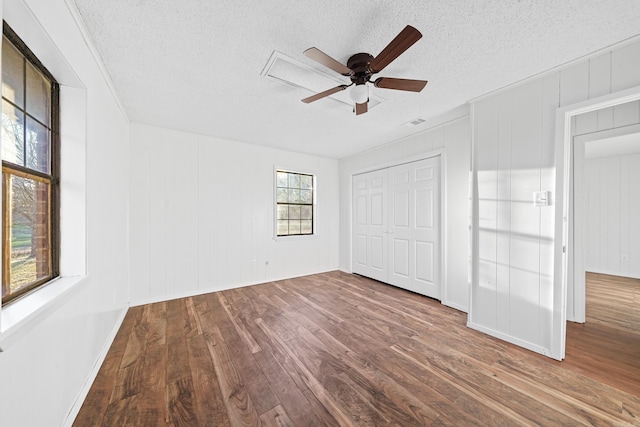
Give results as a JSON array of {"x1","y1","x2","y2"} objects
[
  {"x1": 276, "y1": 170, "x2": 314, "y2": 236},
  {"x1": 1, "y1": 23, "x2": 59, "y2": 305}
]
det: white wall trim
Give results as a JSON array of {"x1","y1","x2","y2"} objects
[
  {"x1": 467, "y1": 320, "x2": 548, "y2": 357},
  {"x1": 130, "y1": 269, "x2": 338, "y2": 307},
  {"x1": 0, "y1": 275, "x2": 87, "y2": 351},
  {"x1": 554, "y1": 84, "x2": 640, "y2": 360},
  {"x1": 62, "y1": 305, "x2": 129, "y2": 427}
]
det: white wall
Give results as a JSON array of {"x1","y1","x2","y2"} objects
[
  {"x1": 584, "y1": 150, "x2": 640, "y2": 278},
  {"x1": 339, "y1": 116, "x2": 471, "y2": 312},
  {"x1": 469, "y1": 38, "x2": 640, "y2": 358},
  {"x1": 129, "y1": 124, "x2": 340, "y2": 305},
  {"x1": 0, "y1": 0, "x2": 130, "y2": 426}
]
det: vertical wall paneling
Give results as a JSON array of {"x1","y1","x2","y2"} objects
[
  {"x1": 620, "y1": 157, "x2": 629, "y2": 273},
  {"x1": 148, "y1": 129, "x2": 170, "y2": 298},
  {"x1": 612, "y1": 43, "x2": 640, "y2": 127},
  {"x1": 442, "y1": 121, "x2": 472, "y2": 308},
  {"x1": 129, "y1": 135, "x2": 150, "y2": 302},
  {"x1": 197, "y1": 139, "x2": 219, "y2": 289},
  {"x1": 471, "y1": 38, "x2": 640, "y2": 359},
  {"x1": 510, "y1": 80, "x2": 544, "y2": 345},
  {"x1": 539, "y1": 73, "x2": 560, "y2": 350},
  {"x1": 611, "y1": 42, "x2": 640, "y2": 92},
  {"x1": 496, "y1": 91, "x2": 512, "y2": 333},
  {"x1": 629, "y1": 155, "x2": 640, "y2": 272},
  {"x1": 579, "y1": 137, "x2": 640, "y2": 279},
  {"x1": 473, "y1": 97, "x2": 499, "y2": 328},
  {"x1": 129, "y1": 124, "x2": 340, "y2": 305},
  {"x1": 560, "y1": 62, "x2": 590, "y2": 107}
]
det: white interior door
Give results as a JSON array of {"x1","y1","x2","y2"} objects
[
  {"x1": 352, "y1": 169, "x2": 388, "y2": 282},
  {"x1": 352, "y1": 157, "x2": 441, "y2": 299},
  {"x1": 388, "y1": 158, "x2": 441, "y2": 298}
]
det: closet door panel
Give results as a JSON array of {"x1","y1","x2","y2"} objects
[
  {"x1": 353, "y1": 156, "x2": 440, "y2": 299},
  {"x1": 352, "y1": 169, "x2": 388, "y2": 282}
]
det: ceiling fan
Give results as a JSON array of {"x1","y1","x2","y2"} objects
[{"x1": 301, "y1": 25, "x2": 428, "y2": 115}]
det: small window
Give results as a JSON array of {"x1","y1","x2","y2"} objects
[
  {"x1": 1, "y1": 23, "x2": 59, "y2": 305},
  {"x1": 276, "y1": 170, "x2": 314, "y2": 236}
]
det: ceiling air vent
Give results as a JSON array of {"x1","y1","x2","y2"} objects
[
  {"x1": 261, "y1": 51, "x2": 384, "y2": 110},
  {"x1": 403, "y1": 117, "x2": 426, "y2": 127}
]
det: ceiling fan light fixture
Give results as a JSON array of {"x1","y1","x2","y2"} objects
[{"x1": 350, "y1": 84, "x2": 369, "y2": 104}]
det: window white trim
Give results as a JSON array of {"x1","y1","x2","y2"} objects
[
  {"x1": 0, "y1": 1, "x2": 87, "y2": 349},
  {"x1": 0, "y1": 275, "x2": 85, "y2": 351},
  {"x1": 273, "y1": 166, "x2": 317, "y2": 241}
]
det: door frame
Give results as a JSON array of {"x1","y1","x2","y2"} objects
[
  {"x1": 571, "y1": 124, "x2": 640, "y2": 323},
  {"x1": 349, "y1": 149, "x2": 446, "y2": 301},
  {"x1": 554, "y1": 85, "x2": 640, "y2": 360}
]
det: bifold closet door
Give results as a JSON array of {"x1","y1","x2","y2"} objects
[
  {"x1": 352, "y1": 168, "x2": 388, "y2": 283},
  {"x1": 352, "y1": 157, "x2": 441, "y2": 299},
  {"x1": 388, "y1": 158, "x2": 441, "y2": 298}
]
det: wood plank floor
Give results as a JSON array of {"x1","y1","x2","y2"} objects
[
  {"x1": 563, "y1": 272, "x2": 640, "y2": 400},
  {"x1": 74, "y1": 271, "x2": 640, "y2": 426}
]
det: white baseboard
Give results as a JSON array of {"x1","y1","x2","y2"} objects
[
  {"x1": 466, "y1": 320, "x2": 555, "y2": 360},
  {"x1": 63, "y1": 305, "x2": 129, "y2": 427},
  {"x1": 129, "y1": 268, "x2": 341, "y2": 307},
  {"x1": 442, "y1": 300, "x2": 469, "y2": 313}
]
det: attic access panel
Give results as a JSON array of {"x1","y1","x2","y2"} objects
[{"x1": 261, "y1": 50, "x2": 384, "y2": 110}]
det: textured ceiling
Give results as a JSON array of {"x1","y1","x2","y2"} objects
[{"x1": 73, "y1": 0, "x2": 640, "y2": 159}]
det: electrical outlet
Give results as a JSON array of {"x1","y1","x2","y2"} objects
[{"x1": 252, "y1": 259, "x2": 257, "y2": 267}]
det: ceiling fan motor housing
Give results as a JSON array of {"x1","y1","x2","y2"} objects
[{"x1": 347, "y1": 53, "x2": 375, "y2": 85}]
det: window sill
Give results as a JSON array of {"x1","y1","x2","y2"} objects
[
  {"x1": 0, "y1": 275, "x2": 86, "y2": 351},
  {"x1": 273, "y1": 234, "x2": 318, "y2": 242}
]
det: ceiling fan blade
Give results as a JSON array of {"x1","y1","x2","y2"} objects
[
  {"x1": 374, "y1": 77, "x2": 428, "y2": 92},
  {"x1": 304, "y1": 47, "x2": 351, "y2": 76},
  {"x1": 301, "y1": 85, "x2": 349, "y2": 103},
  {"x1": 355, "y1": 102, "x2": 368, "y2": 115},
  {"x1": 370, "y1": 25, "x2": 422, "y2": 73}
]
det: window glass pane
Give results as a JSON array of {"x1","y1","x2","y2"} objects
[
  {"x1": 289, "y1": 188, "x2": 300, "y2": 203},
  {"x1": 288, "y1": 220, "x2": 301, "y2": 235},
  {"x1": 300, "y1": 174, "x2": 312, "y2": 189},
  {"x1": 2, "y1": 99, "x2": 25, "y2": 165},
  {"x1": 276, "y1": 205, "x2": 288, "y2": 219},
  {"x1": 301, "y1": 220, "x2": 313, "y2": 234},
  {"x1": 300, "y1": 189, "x2": 312, "y2": 204},
  {"x1": 3, "y1": 173, "x2": 51, "y2": 299},
  {"x1": 276, "y1": 171, "x2": 288, "y2": 187},
  {"x1": 300, "y1": 205, "x2": 313, "y2": 220},
  {"x1": 26, "y1": 117, "x2": 50, "y2": 173},
  {"x1": 1, "y1": 37, "x2": 24, "y2": 108},
  {"x1": 276, "y1": 187, "x2": 288, "y2": 203},
  {"x1": 277, "y1": 220, "x2": 289, "y2": 236},
  {"x1": 289, "y1": 205, "x2": 301, "y2": 220},
  {"x1": 275, "y1": 170, "x2": 314, "y2": 237},
  {"x1": 26, "y1": 62, "x2": 51, "y2": 126},
  {"x1": 288, "y1": 173, "x2": 300, "y2": 188}
]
